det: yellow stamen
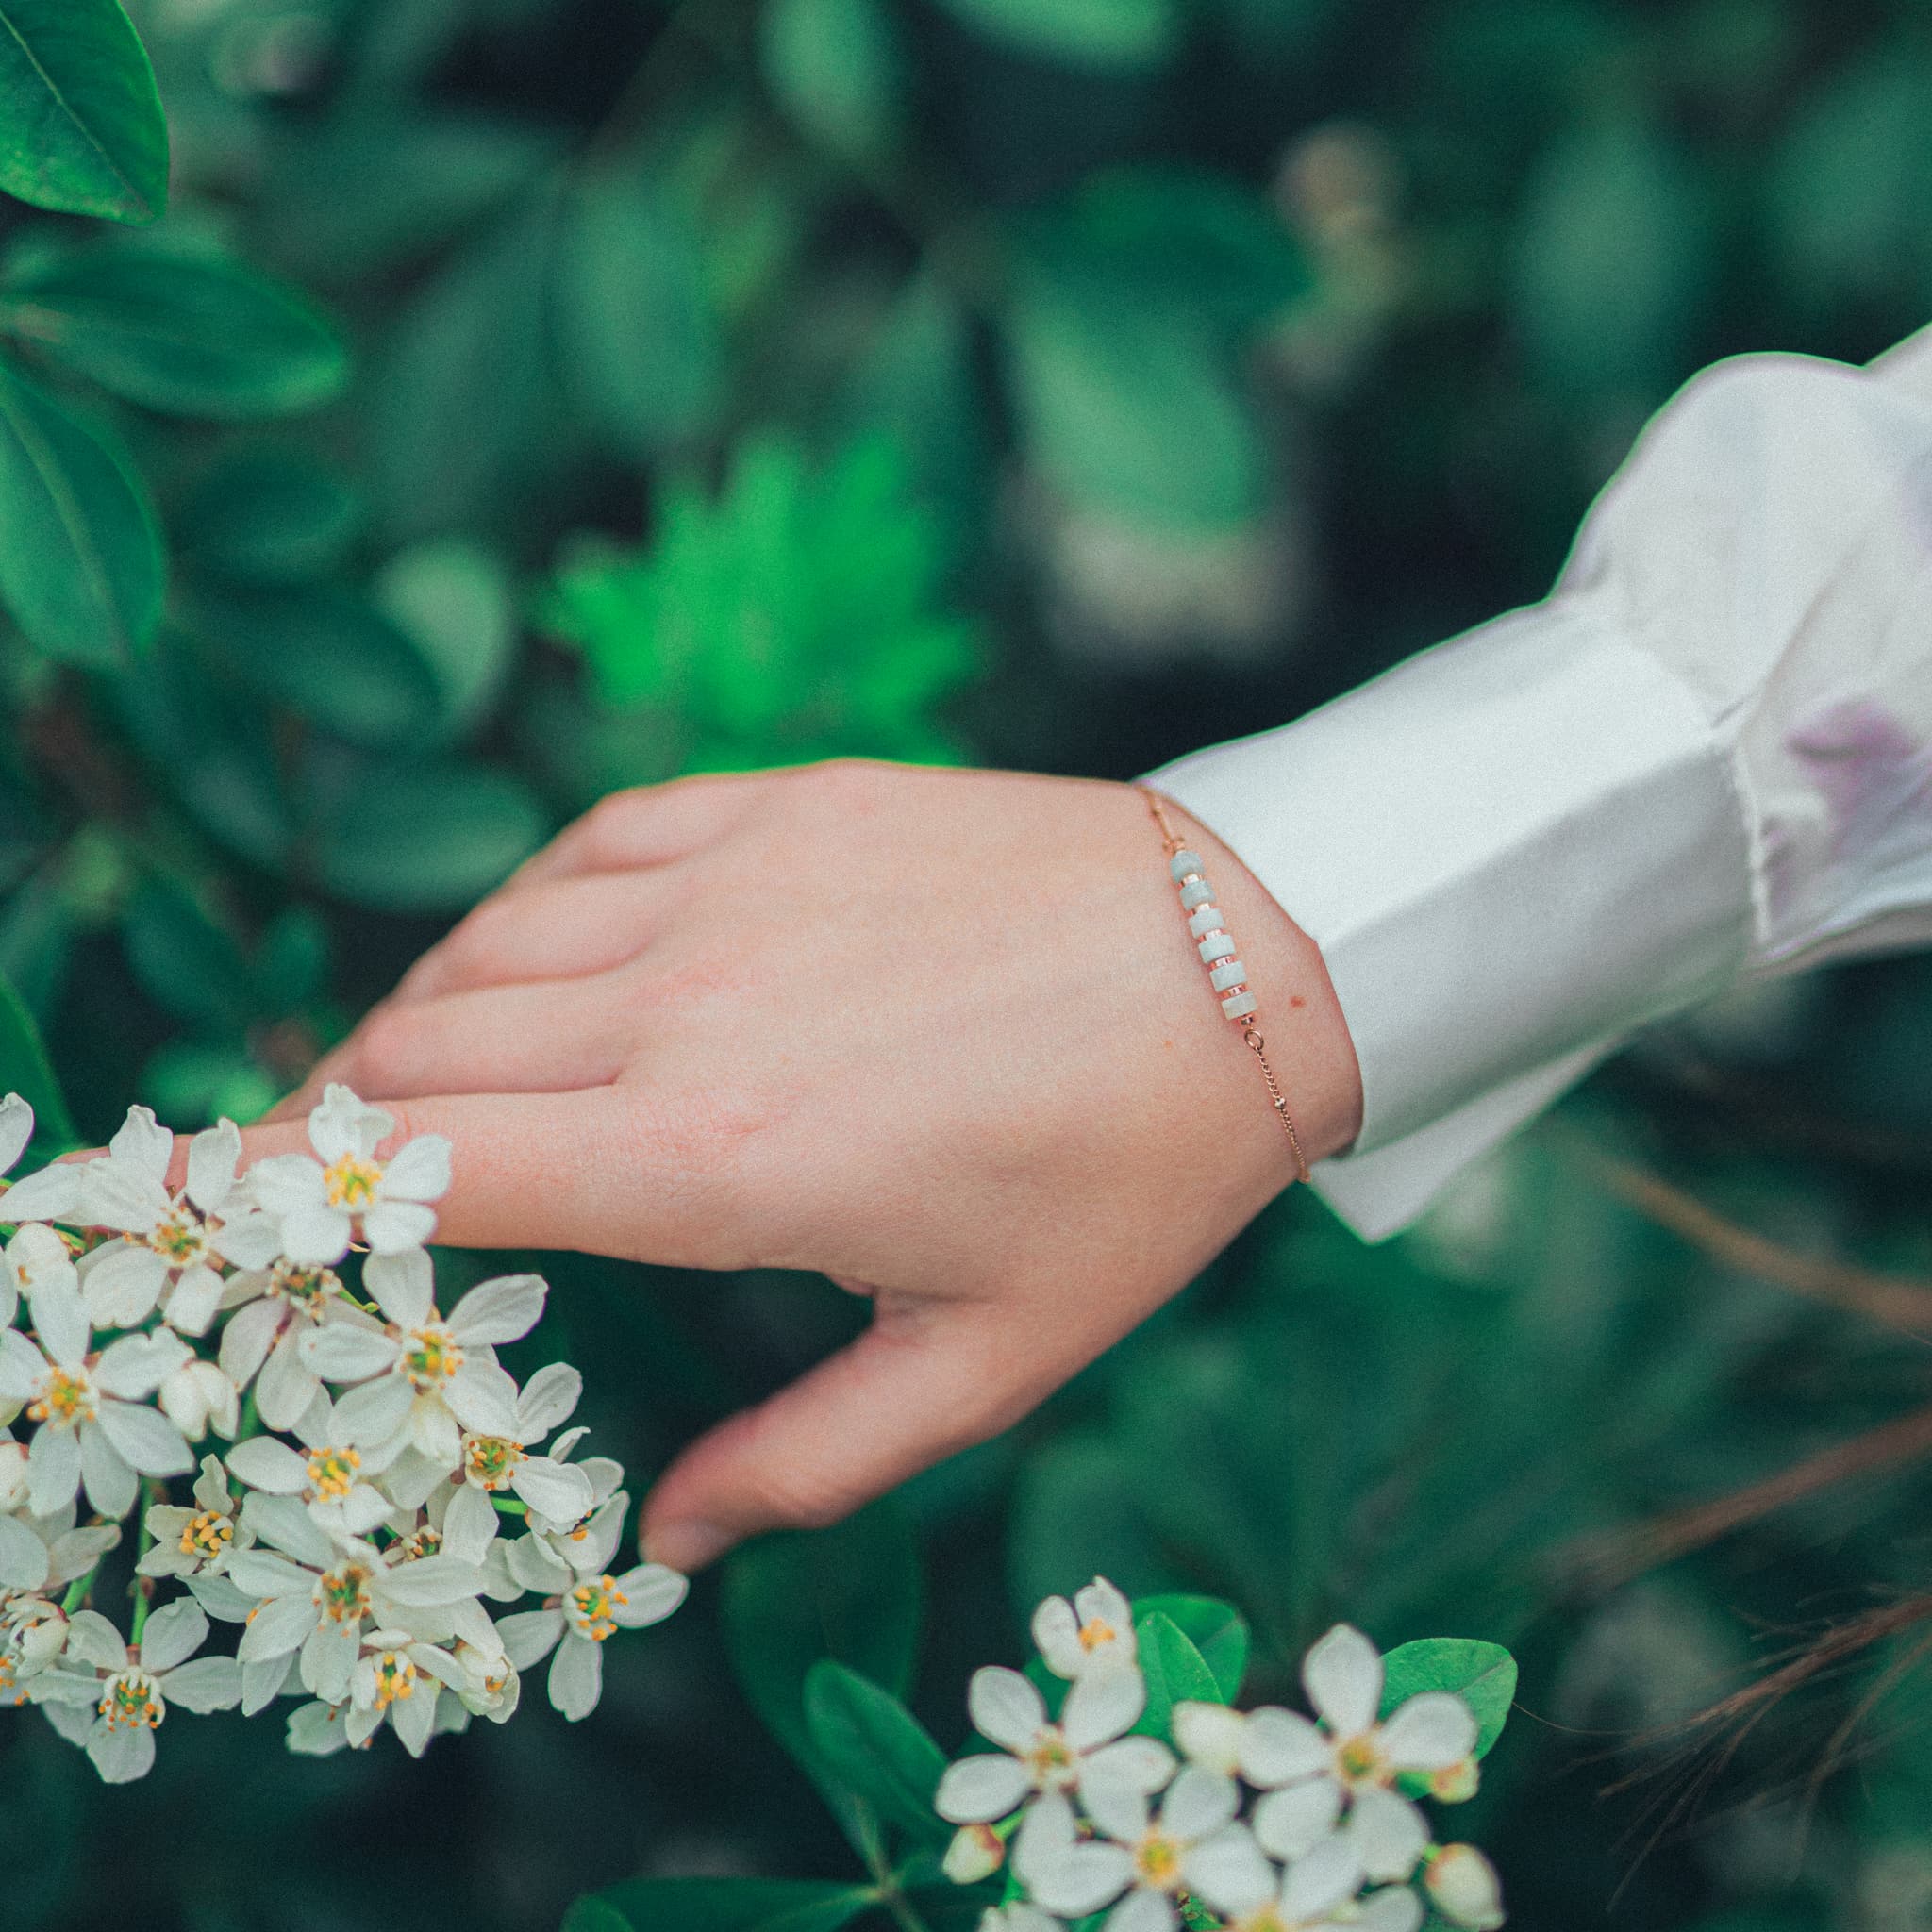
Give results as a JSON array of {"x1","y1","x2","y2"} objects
[
  {"x1": 305, "y1": 1446, "x2": 362, "y2": 1502},
  {"x1": 1077, "y1": 1615, "x2": 1117, "y2": 1651},
  {"x1": 179, "y1": 1511, "x2": 233, "y2": 1560},
  {"x1": 1022, "y1": 1727, "x2": 1076, "y2": 1790},
  {"x1": 99, "y1": 1670, "x2": 163, "y2": 1730},
  {"x1": 317, "y1": 1561, "x2": 374, "y2": 1625},
  {"x1": 1337, "y1": 1733, "x2": 1386, "y2": 1784},
  {"x1": 568, "y1": 1575, "x2": 630, "y2": 1641},
  {"x1": 271, "y1": 1261, "x2": 342, "y2": 1310},
  {"x1": 1135, "y1": 1832, "x2": 1184, "y2": 1891},
  {"x1": 27, "y1": 1366, "x2": 94, "y2": 1427},
  {"x1": 323, "y1": 1156, "x2": 382, "y2": 1210},
  {"x1": 146, "y1": 1206, "x2": 208, "y2": 1266},
  {"x1": 373, "y1": 1651, "x2": 416, "y2": 1707},
  {"x1": 401, "y1": 1324, "x2": 462, "y2": 1391},
  {"x1": 463, "y1": 1436, "x2": 523, "y2": 1491}
]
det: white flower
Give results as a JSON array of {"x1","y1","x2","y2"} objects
[
  {"x1": 225, "y1": 1390, "x2": 400, "y2": 1541},
  {"x1": 0, "y1": 1095, "x2": 86, "y2": 1226},
  {"x1": 1244, "y1": 1626, "x2": 1476, "y2": 1885},
  {"x1": 137, "y1": 1454, "x2": 255, "y2": 1581},
  {"x1": 29, "y1": 1598, "x2": 242, "y2": 1782},
  {"x1": 218, "y1": 1257, "x2": 375, "y2": 1432},
  {"x1": 226, "y1": 1494, "x2": 494, "y2": 1706},
  {"x1": 1032, "y1": 1576, "x2": 1137, "y2": 1679},
  {"x1": 342, "y1": 1624, "x2": 468, "y2": 1757},
  {"x1": 1189, "y1": 1828, "x2": 1421, "y2": 1932},
  {"x1": 0, "y1": 1282, "x2": 195, "y2": 1517},
  {"x1": 158, "y1": 1355, "x2": 241, "y2": 1442},
  {"x1": 245, "y1": 1085, "x2": 451, "y2": 1265},
  {"x1": 296, "y1": 1250, "x2": 539, "y2": 1471},
  {"x1": 496, "y1": 1547, "x2": 687, "y2": 1723},
  {"x1": 936, "y1": 1664, "x2": 1174, "y2": 1829},
  {"x1": 1013, "y1": 1768, "x2": 1244, "y2": 1931},
  {"x1": 65, "y1": 1113, "x2": 281, "y2": 1335},
  {"x1": 1424, "y1": 1846, "x2": 1505, "y2": 1930},
  {"x1": 1, "y1": 1223, "x2": 75, "y2": 1338},
  {"x1": 440, "y1": 1363, "x2": 594, "y2": 1564},
  {"x1": 0, "y1": 1506, "x2": 118, "y2": 1698}
]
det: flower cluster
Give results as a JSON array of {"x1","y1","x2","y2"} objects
[
  {"x1": 0, "y1": 1085, "x2": 686, "y2": 1781},
  {"x1": 936, "y1": 1578, "x2": 1507, "y2": 1932}
]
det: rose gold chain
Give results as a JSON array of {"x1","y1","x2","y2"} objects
[{"x1": 1141, "y1": 787, "x2": 1312, "y2": 1185}]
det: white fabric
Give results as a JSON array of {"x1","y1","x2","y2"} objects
[{"x1": 1148, "y1": 323, "x2": 1932, "y2": 1240}]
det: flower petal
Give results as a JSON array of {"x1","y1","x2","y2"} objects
[
  {"x1": 225, "y1": 1435, "x2": 309, "y2": 1495},
  {"x1": 80, "y1": 1244, "x2": 167, "y2": 1330},
  {"x1": 1303, "y1": 1624, "x2": 1382, "y2": 1739},
  {"x1": 279, "y1": 1203, "x2": 353, "y2": 1268},
  {"x1": 243, "y1": 1155, "x2": 326, "y2": 1218},
  {"x1": 1031, "y1": 1593, "x2": 1084, "y2": 1678},
  {"x1": 25, "y1": 1423, "x2": 81, "y2": 1516},
  {"x1": 1280, "y1": 1833, "x2": 1366, "y2": 1925},
  {"x1": 162, "y1": 1264, "x2": 225, "y2": 1340},
  {"x1": 510, "y1": 1456, "x2": 593, "y2": 1525},
  {"x1": 547, "y1": 1631, "x2": 602, "y2": 1721},
  {"x1": 934, "y1": 1752, "x2": 1031, "y2": 1824},
  {"x1": 1357, "y1": 1886, "x2": 1425, "y2": 1932},
  {"x1": 185, "y1": 1120, "x2": 242, "y2": 1215},
  {"x1": 1254, "y1": 1779, "x2": 1343, "y2": 1862},
  {"x1": 442, "y1": 1481, "x2": 500, "y2": 1565},
  {"x1": 0, "y1": 1091, "x2": 33, "y2": 1174},
  {"x1": 968, "y1": 1664, "x2": 1045, "y2": 1751},
  {"x1": 363, "y1": 1250, "x2": 436, "y2": 1330},
  {"x1": 1379, "y1": 1691, "x2": 1478, "y2": 1772},
  {"x1": 88, "y1": 1721, "x2": 156, "y2": 1784},
  {"x1": 1241, "y1": 1705, "x2": 1333, "y2": 1787},
  {"x1": 139, "y1": 1598, "x2": 208, "y2": 1674},
  {"x1": 31, "y1": 1281, "x2": 90, "y2": 1373},
  {"x1": 309, "y1": 1085, "x2": 391, "y2": 1164},
  {"x1": 219, "y1": 1297, "x2": 283, "y2": 1391},
  {"x1": 497, "y1": 1608, "x2": 565, "y2": 1670},
  {"x1": 1172, "y1": 1700, "x2": 1245, "y2": 1775},
  {"x1": 0, "y1": 1161, "x2": 81, "y2": 1224},
  {"x1": 160, "y1": 1655, "x2": 242, "y2": 1714},
  {"x1": 362, "y1": 1200, "x2": 437, "y2": 1254},
  {"x1": 608, "y1": 1563, "x2": 688, "y2": 1629},
  {"x1": 298, "y1": 1325, "x2": 400, "y2": 1384},
  {"x1": 1180, "y1": 1825, "x2": 1276, "y2": 1919},
  {"x1": 515, "y1": 1362, "x2": 581, "y2": 1441},
  {"x1": 381, "y1": 1134, "x2": 452, "y2": 1204},
  {"x1": 445, "y1": 1360, "x2": 523, "y2": 1438},
  {"x1": 1103, "y1": 1889, "x2": 1174, "y2": 1932},
  {"x1": 1348, "y1": 1788, "x2": 1429, "y2": 1885},
  {"x1": 93, "y1": 1401, "x2": 193, "y2": 1479},
  {"x1": 447, "y1": 1274, "x2": 546, "y2": 1347},
  {"x1": 77, "y1": 1420, "x2": 139, "y2": 1517},
  {"x1": 1162, "y1": 1765, "x2": 1239, "y2": 1843},
  {"x1": 330, "y1": 1371, "x2": 415, "y2": 1447},
  {"x1": 0, "y1": 1511, "x2": 49, "y2": 1590},
  {"x1": 1063, "y1": 1660, "x2": 1144, "y2": 1750},
  {"x1": 110, "y1": 1106, "x2": 175, "y2": 1184},
  {"x1": 95, "y1": 1329, "x2": 192, "y2": 1400}
]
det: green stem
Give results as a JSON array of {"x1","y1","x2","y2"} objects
[{"x1": 59, "y1": 1557, "x2": 102, "y2": 1614}]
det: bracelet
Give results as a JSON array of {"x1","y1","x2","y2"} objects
[{"x1": 1141, "y1": 786, "x2": 1312, "y2": 1185}]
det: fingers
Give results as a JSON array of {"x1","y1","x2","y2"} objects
[
  {"x1": 391, "y1": 870, "x2": 677, "y2": 1005},
  {"x1": 231, "y1": 1088, "x2": 746, "y2": 1262},
  {"x1": 513, "y1": 772, "x2": 764, "y2": 888},
  {"x1": 312, "y1": 977, "x2": 639, "y2": 1102},
  {"x1": 639, "y1": 1298, "x2": 1033, "y2": 1573}
]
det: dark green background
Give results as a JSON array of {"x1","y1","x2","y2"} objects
[{"x1": 5, "y1": 1, "x2": 1932, "y2": 1927}]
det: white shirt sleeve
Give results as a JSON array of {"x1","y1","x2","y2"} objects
[{"x1": 1145, "y1": 325, "x2": 1932, "y2": 1241}]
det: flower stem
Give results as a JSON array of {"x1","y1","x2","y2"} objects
[{"x1": 59, "y1": 1557, "x2": 102, "y2": 1614}]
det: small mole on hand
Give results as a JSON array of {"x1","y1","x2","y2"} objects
[{"x1": 1290, "y1": 995, "x2": 1305, "y2": 1008}]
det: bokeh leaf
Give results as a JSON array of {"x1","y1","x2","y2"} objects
[
  {"x1": 0, "y1": 0, "x2": 168, "y2": 224},
  {"x1": 0, "y1": 357, "x2": 161, "y2": 664},
  {"x1": 0, "y1": 245, "x2": 348, "y2": 416},
  {"x1": 566, "y1": 1879, "x2": 876, "y2": 1932},
  {"x1": 761, "y1": 0, "x2": 904, "y2": 163},
  {"x1": 932, "y1": 0, "x2": 1180, "y2": 72}
]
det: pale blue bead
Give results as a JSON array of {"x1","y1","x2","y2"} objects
[
  {"x1": 1170, "y1": 850, "x2": 1205, "y2": 883},
  {"x1": 1209, "y1": 960, "x2": 1246, "y2": 991},
  {"x1": 1198, "y1": 932, "x2": 1237, "y2": 966},
  {"x1": 1179, "y1": 878, "x2": 1214, "y2": 910},
  {"x1": 1221, "y1": 990, "x2": 1258, "y2": 1019},
  {"x1": 1187, "y1": 905, "x2": 1223, "y2": 938}
]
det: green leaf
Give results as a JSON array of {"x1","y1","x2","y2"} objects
[
  {"x1": 0, "y1": 0, "x2": 168, "y2": 224},
  {"x1": 1132, "y1": 1610, "x2": 1224, "y2": 1739},
  {"x1": 0, "y1": 246, "x2": 347, "y2": 417},
  {"x1": 723, "y1": 1499, "x2": 921, "y2": 1856},
  {"x1": 761, "y1": 0, "x2": 905, "y2": 163},
  {"x1": 121, "y1": 876, "x2": 256, "y2": 1037},
  {"x1": 1378, "y1": 1639, "x2": 1517, "y2": 1760},
  {"x1": 932, "y1": 0, "x2": 1179, "y2": 71},
  {"x1": 1131, "y1": 1595, "x2": 1249, "y2": 1703},
  {"x1": 0, "y1": 968, "x2": 73, "y2": 1156},
  {"x1": 372, "y1": 537, "x2": 517, "y2": 740},
  {"x1": 308, "y1": 759, "x2": 546, "y2": 913},
  {"x1": 804, "y1": 1659, "x2": 950, "y2": 1844},
  {"x1": 558, "y1": 167, "x2": 722, "y2": 461},
  {"x1": 178, "y1": 448, "x2": 360, "y2": 587},
  {"x1": 567, "y1": 1878, "x2": 877, "y2": 1932},
  {"x1": 0, "y1": 356, "x2": 161, "y2": 664},
  {"x1": 189, "y1": 588, "x2": 442, "y2": 750}
]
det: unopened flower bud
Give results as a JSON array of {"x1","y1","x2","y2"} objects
[
  {"x1": 943, "y1": 1823, "x2": 1005, "y2": 1885},
  {"x1": 16, "y1": 1604, "x2": 68, "y2": 1667},
  {"x1": 1428, "y1": 1756, "x2": 1480, "y2": 1803},
  {"x1": 1426, "y1": 1844, "x2": 1505, "y2": 1929}
]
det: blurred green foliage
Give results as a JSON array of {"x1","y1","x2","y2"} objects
[{"x1": 3, "y1": 1, "x2": 1932, "y2": 1928}]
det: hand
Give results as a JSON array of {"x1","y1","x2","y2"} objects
[{"x1": 243, "y1": 760, "x2": 1364, "y2": 1571}]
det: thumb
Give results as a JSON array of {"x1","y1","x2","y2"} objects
[{"x1": 640, "y1": 1297, "x2": 1025, "y2": 1574}]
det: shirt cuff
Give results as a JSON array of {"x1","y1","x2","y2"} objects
[{"x1": 1144, "y1": 599, "x2": 1755, "y2": 1241}]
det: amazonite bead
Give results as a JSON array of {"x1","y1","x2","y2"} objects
[
  {"x1": 1209, "y1": 959, "x2": 1246, "y2": 991},
  {"x1": 1170, "y1": 850, "x2": 1205, "y2": 883},
  {"x1": 1199, "y1": 932, "x2": 1237, "y2": 966},
  {"x1": 1221, "y1": 990, "x2": 1258, "y2": 1019},
  {"x1": 1179, "y1": 878, "x2": 1214, "y2": 910},
  {"x1": 1187, "y1": 905, "x2": 1223, "y2": 938}
]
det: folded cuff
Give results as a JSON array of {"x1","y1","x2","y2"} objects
[{"x1": 1145, "y1": 600, "x2": 1754, "y2": 1240}]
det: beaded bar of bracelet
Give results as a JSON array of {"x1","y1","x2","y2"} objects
[{"x1": 1141, "y1": 786, "x2": 1312, "y2": 1185}]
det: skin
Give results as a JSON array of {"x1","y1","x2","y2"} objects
[{"x1": 231, "y1": 760, "x2": 1364, "y2": 1573}]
